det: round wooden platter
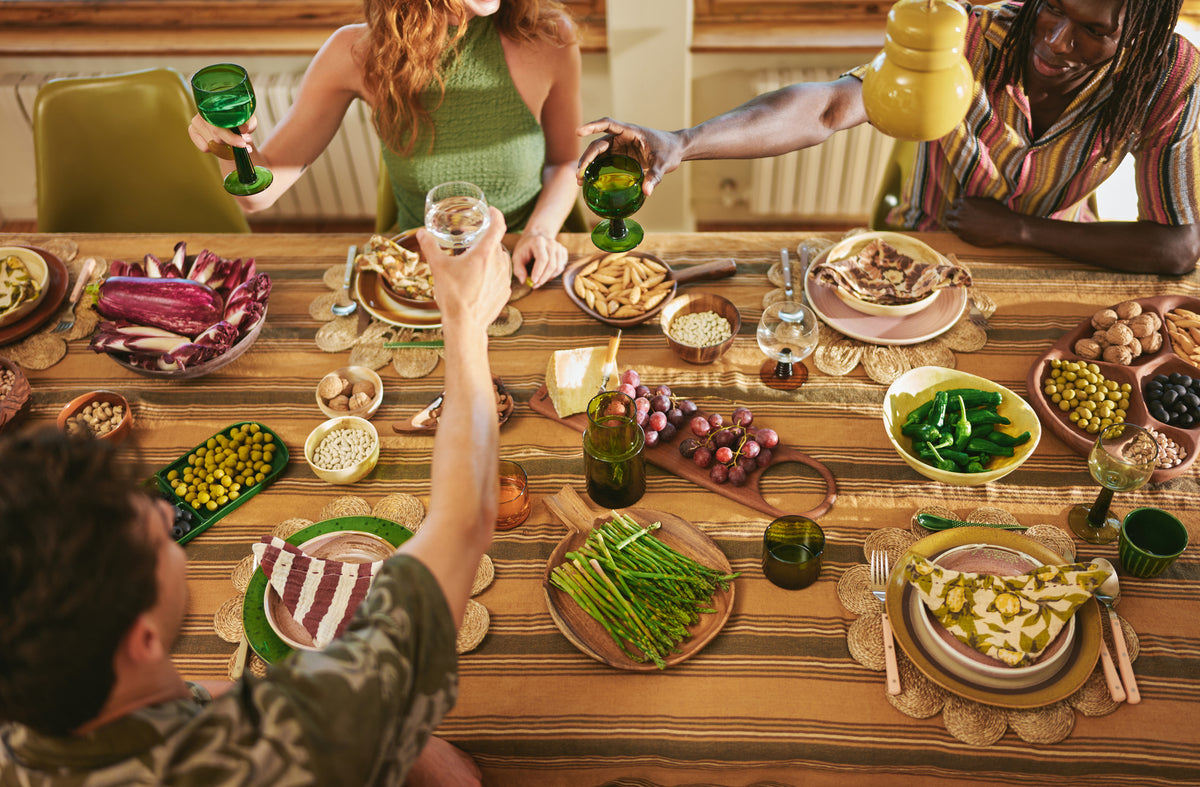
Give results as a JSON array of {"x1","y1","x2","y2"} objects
[
  {"x1": 541, "y1": 486, "x2": 735, "y2": 671},
  {"x1": 1025, "y1": 294, "x2": 1200, "y2": 483}
]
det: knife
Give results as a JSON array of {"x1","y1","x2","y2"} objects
[
  {"x1": 915, "y1": 513, "x2": 1028, "y2": 531},
  {"x1": 600, "y1": 330, "x2": 622, "y2": 392},
  {"x1": 780, "y1": 248, "x2": 794, "y2": 301}
]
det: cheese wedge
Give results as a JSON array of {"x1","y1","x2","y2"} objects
[{"x1": 545, "y1": 346, "x2": 608, "y2": 417}]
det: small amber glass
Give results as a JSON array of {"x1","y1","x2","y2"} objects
[
  {"x1": 496, "y1": 459, "x2": 531, "y2": 531},
  {"x1": 762, "y1": 516, "x2": 824, "y2": 590}
]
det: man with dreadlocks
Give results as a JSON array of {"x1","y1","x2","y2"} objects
[{"x1": 577, "y1": 0, "x2": 1200, "y2": 275}]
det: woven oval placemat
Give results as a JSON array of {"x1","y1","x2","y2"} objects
[{"x1": 843, "y1": 506, "x2": 1138, "y2": 745}]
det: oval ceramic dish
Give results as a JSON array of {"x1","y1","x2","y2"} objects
[
  {"x1": 0, "y1": 246, "x2": 69, "y2": 346},
  {"x1": 1025, "y1": 295, "x2": 1200, "y2": 482},
  {"x1": 886, "y1": 527, "x2": 1100, "y2": 709},
  {"x1": 0, "y1": 246, "x2": 51, "y2": 328}
]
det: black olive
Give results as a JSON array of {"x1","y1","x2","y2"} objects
[
  {"x1": 1150, "y1": 402, "x2": 1169, "y2": 422},
  {"x1": 1162, "y1": 389, "x2": 1179, "y2": 406}
]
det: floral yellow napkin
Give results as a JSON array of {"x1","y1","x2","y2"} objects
[{"x1": 904, "y1": 556, "x2": 1110, "y2": 667}]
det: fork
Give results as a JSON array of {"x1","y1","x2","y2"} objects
[
  {"x1": 52, "y1": 257, "x2": 97, "y2": 333},
  {"x1": 967, "y1": 294, "x2": 991, "y2": 331},
  {"x1": 869, "y1": 550, "x2": 902, "y2": 695}
]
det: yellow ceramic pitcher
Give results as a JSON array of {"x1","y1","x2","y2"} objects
[{"x1": 861, "y1": 0, "x2": 974, "y2": 141}]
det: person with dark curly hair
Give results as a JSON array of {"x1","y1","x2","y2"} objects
[
  {"x1": 0, "y1": 208, "x2": 512, "y2": 785},
  {"x1": 579, "y1": 0, "x2": 1200, "y2": 275}
]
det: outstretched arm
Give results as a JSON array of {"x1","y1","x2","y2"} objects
[
  {"x1": 945, "y1": 197, "x2": 1200, "y2": 275},
  {"x1": 577, "y1": 76, "x2": 868, "y2": 196}
]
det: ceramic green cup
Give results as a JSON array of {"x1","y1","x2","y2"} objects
[
  {"x1": 762, "y1": 516, "x2": 824, "y2": 589},
  {"x1": 1118, "y1": 507, "x2": 1188, "y2": 578}
]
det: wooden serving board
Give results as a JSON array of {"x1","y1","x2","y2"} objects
[
  {"x1": 1025, "y1": 294, "x2": 1200, "y2": 483},
  {"x1": 541, "y1": 486, "x2": 734, "y2": 671},
  {"x1": 530, "y1": 385, "x2": 837, "y2": 519}
]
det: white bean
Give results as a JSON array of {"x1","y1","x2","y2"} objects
[
  {"x1": 313, "y1": 426, "x2": 376, "y2": 470},
  {"x1": 670, "y1": 310, "x2": 732, "y2": 348}
]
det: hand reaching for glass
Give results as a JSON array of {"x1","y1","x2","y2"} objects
[
  {"x1": 415, "y1": 206, "x2": 510, "y2": 330},
  {"x1": 576, "y1": 117, "x2": 685, "y2": 199}
]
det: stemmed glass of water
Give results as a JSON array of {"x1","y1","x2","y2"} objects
[
  {"x1": 424, "y1": 181, "x2": 490, "y2": 253},
  {"x1": 757, "y1": 301, "x2": 819, "y2": 390}
]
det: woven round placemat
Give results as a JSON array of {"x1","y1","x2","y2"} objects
[
  {"x1": 942, "y1": 695, "x2": 1007, "y2": 746},
  {"x1": 836, "y1": 564, "x2": 876, "y2": 615},
  {"x1": 862, "y1": 527, "x2": 918, "y2": 564},
  {"x1": 1023, "y1": 524, "x2": 1077, "y2": 561},
  {"x1": 309, "y1": 292, "x2": 341, "y2": 322},
  {"x1": 1067, "y1": 671, "x2": 1121, "y2": 717},
  {"x1": 3, "y1": 333, "x2": 67, "y2": 370},
  {"x1": 762, "y1": 287, "x2": 788, "y2": 310},
  {"x1": 349, "y1": 341, "x2": 393, "y2": 371},
  {"x1": 1006, "y1": 701, "x2": 1075, "y2": 744},
  {"x1": 910, "y1": 504, "x2": 958, "y2": 536},
  {"x1": 508, "y1": 280, "x2": 533, "y2": 302},
  {"x1": 272, "y1": 517, "x2": 315, "y2": 541},
  {"x1": 457, "y1": 599, "x2": 489, "y2": 654},
  {"x1": 322, "y1": 265, "x2": 345, "y2": 291},
  {"x1": 970, "y1": 290, "x2": 997, "y2": 319},
  {"x1": 847, "y1": 610, "x2": 886, "y2": 671},
  {"x1": 472, "y1": 554, "x2": 495, "y2": 596},
  {"x1": 40, "y1": 237, "x2": 79, "y2": 263},
  {"x1": 965, "y1": 506, "x2": 1022, "y2": 526},
  {"x1": 861, "y1": 345, "x2": 912, "y2": 385},
  {"x1": 392, "y1": 347, "x2": 440, "y2": 378},
  {"x1": 231, "y1": 555, "x2": 255, "y2": 593},
  {"x1": 315, "y1": 317, "x2": 360, "y2": 353},
  {"x1": 814, "y1": 337, "x2": 865, "y2": 377},
  {"x1": 319, "y1": 495, "x2": 371, "y2": 521},
  {"x1": 886, "y1": 655, "x2": 947, "y2": 719},
  {"x1": 941, "y1": 320, "x2": 988, "y2": 353},
  {"x1": 903, "y1": 340, "x2": 956, "y2": 369},
  {"x1": 487, "y1": 305, "x2": 523, "y2": 337},
  {"x1": 372, "y1": 493, "x2": 426, "y2": 531},
  {"x1": 213, "y1": 596, "x2": 244, "y2": 644}
]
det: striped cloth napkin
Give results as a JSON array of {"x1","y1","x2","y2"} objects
[{"x1": 252, "y1": 536, "x2": 385, "y2": 649}]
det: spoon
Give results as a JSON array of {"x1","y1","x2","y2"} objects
[
  {"x1": 331, "y1": 245, "x2": 358, "y2": 317},
  {"x1": 1093, "y1": 557, "x2": 1140, "y2": 704},
  {"x1": 780, "y1": 248, "x2": 793, "y2": 301}
]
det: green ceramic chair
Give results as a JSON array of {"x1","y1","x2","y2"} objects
[
  {"x1": 375, "y1": 162, "x2": 589, "y2": 235},
  {"x1": 33, "y1": 67, "x2": 251, "y2": 233}
]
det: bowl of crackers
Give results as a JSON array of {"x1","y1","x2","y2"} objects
[
  {"x1": 317, "y1": 366, "x2": 384, "y2": 420},
  {"x1": 356, "y1": 231, "x2": 437, "y2": 310}
]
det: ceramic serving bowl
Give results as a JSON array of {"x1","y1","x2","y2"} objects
[
  {"x1": 0, "y1": 246, "x2": 50, "y2": 328},
  {"x1": 883, "y1": 366, "x2": 1041, "y2": 485},
  {"x1": 816, "y1": 231, "x2": 951, "y2": 318},
  {"x1": 371, "y1": 229, "x2": 438, "y2": 311},
  {"x1": 910, "y1": 543, "x2": 1076, "y2": 689},
  {"x1": 0, "y1": 357, "x2": 32, "y2": 432},
  {"x1": 304, "y1": 416, "x2": 380, "y2": 484},
  {"x1": 660, "y1": 292, "x2": 740, "y2": 365},
  {"x1": 56, "y1": 389, "x2": 132, "y2": 443},
  {"x1": 316, "y1": 366, "x2": 384, "y2": 420}
]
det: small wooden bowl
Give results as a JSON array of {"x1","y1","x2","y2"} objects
[
  {"x1": 316, "y1": 366, "x2": 384, "y2": 420},
  {"x1": 56, "y1": 389, "x2": 132, "y2": 443},
  {"x1": 0, "y1": 357, "x2": 32, "y2": 432},
  {"x1": 660, "y1": 292, "x2": 741, "y2": 365}
]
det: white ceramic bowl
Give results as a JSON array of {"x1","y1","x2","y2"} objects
[
  {"x1": 883, "y1": 366, "x2": 1041, "y2": 485},
  {"x1": 0, "y1": 247, "x2": 50, "y2": 328},
  {"x1": 316, "y1": 366, "x2": 384, "y2": 420},
  {"x1": 910, "y1": 543, "x2": 1076, "y2": 689},
  {"x1": 304, "y1": 416, "x2": 380, "y2": 484},
  {"x1": 817, "y1": 231, "x2": 951, "y2": 318}
]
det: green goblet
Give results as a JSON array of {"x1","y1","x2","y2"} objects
[
  {"x1": 191, "y1": 63, "x2": 273, "y2": 196},
  {"x1": 582, "y1": 153, "x2": 646, "y2": 252}
]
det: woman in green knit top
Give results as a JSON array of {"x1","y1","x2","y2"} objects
[{"x1": 188, "y1": 0, "x2": 581, "y2": 288}]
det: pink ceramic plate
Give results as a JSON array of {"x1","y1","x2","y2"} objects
[{"x1": 804, "y1": 265, "x2": 968, "y2": 346}]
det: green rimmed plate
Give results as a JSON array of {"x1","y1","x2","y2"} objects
[
  {"x1": 242, "y1": 516, "x2": 413, "y2": 663},
  {"x1": 886, "y1": 526, "x2": 1101, "y2": 709}
]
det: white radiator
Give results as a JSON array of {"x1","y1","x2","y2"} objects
[
  {"x1": 749, "y1": 68, "x2": 896, "y2": 220},
  {"x1": 0, "y1": 70, "x2": 379, "y2": 223}
]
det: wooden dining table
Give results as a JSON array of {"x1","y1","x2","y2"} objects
[{"x1": 3, "y1": 230, "x2": 1199, "y2": 786}]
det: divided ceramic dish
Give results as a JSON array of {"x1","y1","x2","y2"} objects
[{"x1": 1026, "y1": 294, "x2": 1200, "y2": 482}]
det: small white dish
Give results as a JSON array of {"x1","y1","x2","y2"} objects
[
  {"x1": 0, "y1": 247, "x2": 50, "y2": 328},
  {"x1": 832, "y1": 285, "x2": 937, "y2": 317}
]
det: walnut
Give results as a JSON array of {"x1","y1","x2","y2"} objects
[
  {"x1": 1116, "y1": 300, "x2": 1143, "y2": 320},
  {"x1": 1145, "y1": 311, "x2": 1163, "y2": 331},
  {"x1": 1075, "y1": 338, "x2": 1103, "y2": 360},
  {"x1": 1091, "y1": 308, "x2": 1120, "y2": 330},
  {"x1": 318, "y1": 373, "x2": 345, "y2": 400},
  {"x1": 1102, "y1": 344, "x2": 1133, "y2": 365},
  {"x1": 1125, "y1": 339, "x2": 1143, "y2": 358},
  {"x1": 349, "y1": 391, "x2": 371, "y2": 410},
  {"x1": 1105, "y1": 322, "x2": 1135, "y2": 346},
  {"x1": 351, "y1": 381, "x2": 376, "y2": 399},
  {"x1": 1093, "y1": 329, "x2": 1109, "y2": 344},
  {"x1": 1129, "y1": 313, "x2": 1158, "y2": 338},
  {"x1": 1140, "y1": 331, "x2": 1163, "y2": 354},
  {"x1": 329, "y1": 394, "x2": 350, "y2": 411}
]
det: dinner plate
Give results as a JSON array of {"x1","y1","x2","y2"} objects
[
  {"x1": 804, "y1": 261, "x2": 967, "y2": 346},
  {"x1": 0, "y1": 246, "x2": 69, "y2": 346},
  {"x1": 243, "y1": 516, "x2": 413, "y2": 663},
  {"x1": 542, "y1": 504, "x2": 735, "y2": 671},
  {"x1": 886, "y1": 527, "x2": 1100, "y2": 708},
  {"x1": 355, "y1": 269, "x2": 443, "y2": 329}
]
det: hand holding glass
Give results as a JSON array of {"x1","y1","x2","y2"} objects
[
  {"x1": 1068, "y1": 422, "x2": 1158, "y2": 544},
  {"x1": 424, "y1": 182, "x2": 490, "y2": 252},
  {"x1": 190, "y1": 63, "x2": 273, "y2": 196},
  {"x1": 582, "y1": 153, "x2": 646, "y2": 252},
  {"x1": 757, "y1": 301, "x2": 819, "y2": 386}
]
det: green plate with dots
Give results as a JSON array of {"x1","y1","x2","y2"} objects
[{"x1": 155, "y1": 421, "x2": 289, "y2": 545}]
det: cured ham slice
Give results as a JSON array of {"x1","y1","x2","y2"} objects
[{"x1": 812, "y1": 236, "x2": 972, "y2": 305}]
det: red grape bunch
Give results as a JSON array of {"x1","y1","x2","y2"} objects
[
  {"x1": 616, "y1": 369, "x2": 698, "y2": 448},
  {"x1": 679, "y1": 407, "x2": 779, "y2": 487}
]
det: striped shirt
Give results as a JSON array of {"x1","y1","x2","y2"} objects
[{"x1": 851, "y1": 1, "x2": 1200, "y2": 229}]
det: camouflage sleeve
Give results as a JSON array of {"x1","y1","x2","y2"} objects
[{"x1": 167, "y1": 554, "x2": 457, "y2": 786}]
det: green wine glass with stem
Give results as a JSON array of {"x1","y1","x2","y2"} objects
[
  {"x1": 1068, "y1": 422, "x2": 1158, "y2": 544},
  {"x1": 191, "y1": 63, "x2": 273, "y2": 196},
  {"x1": 582, "y1": 153, "x2": 646, "y2": 252}
]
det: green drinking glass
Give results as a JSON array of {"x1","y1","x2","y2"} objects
[
  {"x1": 582, "y1": 153, "x2": 646, "y2": 252},
  {"x1": 191, "y1": 63, "x2": 273, "y2": 196}
]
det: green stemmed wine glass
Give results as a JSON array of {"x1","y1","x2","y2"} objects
[
  {"x1": 582, "y1": 153, "x2": 646, "y2": 252},
  {"x1": 190, "y1": 63, "x2": 273, "y2": 196}
]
